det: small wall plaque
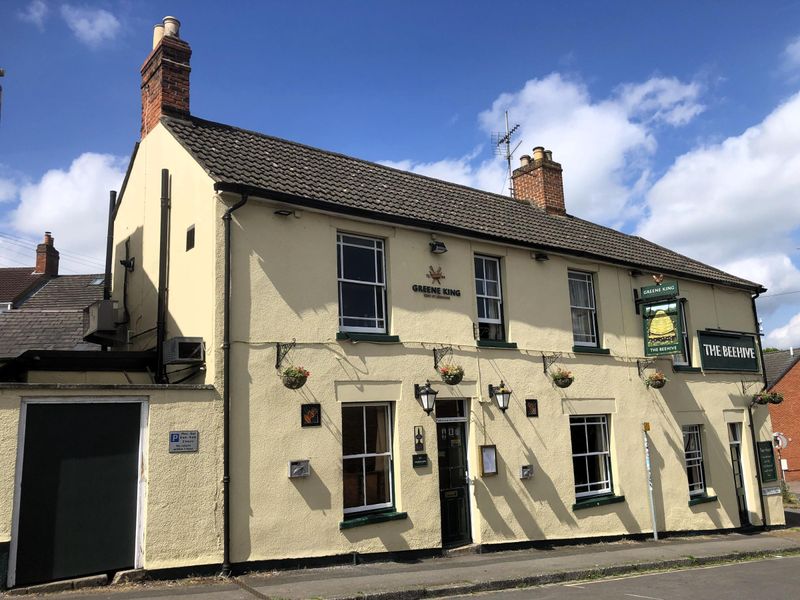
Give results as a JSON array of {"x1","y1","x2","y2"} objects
[
  {"x1": 414, "y1": 426, "x2": 425, "y2": 452},
  {"x1": 480, "y1": 445, "x2": 497, "y2": 476},
  {"x1": 412, "y1": 453, "x2": 428, "y2": 467},
  {"x1": 520, "y1": 464, "x2": 534, "y2": 479},
  {"x1": 301, "y1": 403, "x2": 321, "y2": 427},
  {"x1": 525, "y1": 399, "x2": 539, "y2": 417},
  {"x1": 169, "y1": 430, "x2": 199, "y2": 453}
]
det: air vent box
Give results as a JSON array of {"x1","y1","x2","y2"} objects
[{"x1": 163, "y1": 337, "x2": 205, "y2": 365}]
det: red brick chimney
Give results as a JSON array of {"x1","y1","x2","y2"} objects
[
  {"x1": 511, "y1": 147, "x2": 566, "y2": 215},
  {"x1": 34, "y1": 231, "x2": 59, "y2": 275},
  {"x1": 140, "y1": 16, "x2": 191, "y2": 138}
]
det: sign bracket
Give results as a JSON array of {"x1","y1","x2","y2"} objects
[
  {"x1": 433, "y1": 346, "x2": 453, "y2": 370},
  {"x1": 542, "y1": 352, "x2": 563, "y2": 374},
  {"x1": 637, "y1": 359, "x2": 656, "y2": 379},
  {"x1": 741, "y1": 379, "x2": 763, "y2": 396},
  {"x1": 275, "y1": 338, "x2": 297, "y2": 370}
]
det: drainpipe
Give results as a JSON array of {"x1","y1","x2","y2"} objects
[
  {"x1": 748, "y1": 291, "x2": 769, "y2": 530},
  {"x1": 155, "y1": 169, "x2": 170, "y2": 383},
  {"x1": 221, "y1": 193, "x2": 248, "y2": 577},
  {"x1": 104, "y1": 191, "x2": 116, "y2": 302}
]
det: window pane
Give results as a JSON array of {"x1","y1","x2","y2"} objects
[
  {"x1": 485, "y1": 281, "x2": 499, "y2": 298},
  {"x1": 474, "y1": 257, "x2": 484, "y2": 279},
  {"x1": 343, "y1": 458, "x2": 364, "y2": 509},
  {"x1": 569, "y1": 278, "x2": 590, "y2": 307},
  {"x1": 484, "y1": 258, "x2": 498, "y2": 281},
  {"x1": 341, "y1": 282, "x2": 378, "y2": 321},
  {"x1": 477, "y1": 298, "x2": 487, "y2": 319},
  {"x1": 570, "y1": 421, "x2": 587, "y2": 454},
  {"x1": 479, "y1": 322, "x2": 504, "y2": 341},
  {"x1": 586, "y1": 422, "x2": 608, "y2": 453},
  {"x1": 586, "y1": 454, "x2": 609, "y2": 487},
  {"x1": 485, "y1": 298, "x2": 500, "y2": 320},
  {"x1": 342, "y1": 407, "x2": 364, "y2": 456},
  {"x1": 364, "y1": 456, "x2": 391, "y2": 506},
  {"x1": 364, "y1": 405, "x2": 389, "y2": 454},
  {"x1": 573, "y1": 457, "x2": 588, "y2": 486},
  {"x1": 341, "y1": 234, "x2": 376, "y2": 248},
  {"x1": 341, "y1": 245, "x2": 377, "y2": 282}
]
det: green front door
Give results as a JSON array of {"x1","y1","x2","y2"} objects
[
  {"x1": 14, "y1": 402, "x2": 141, "y2": 586},
  {"x1": 437, "y1": 403, "x2": 471, "y2": 547}
]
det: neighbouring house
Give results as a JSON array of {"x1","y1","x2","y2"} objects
[
  {"x1": 0, "y1": 15, "x2": 785, "y2": 590},
  {"x1": 765, "y1": 349, "x2": 800, "y2": 481}
]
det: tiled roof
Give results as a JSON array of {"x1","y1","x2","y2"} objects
[
  {"x1": 764, "y1": 350, "x2": 800, "y2": 388},
  {"x1": 162, "y1": 115, "x2": 762, "y2": 291},
  {"x1": 0, "y1": 310, "x2": 99, "y2": 359},
  {"x1": 0, "y1": 267, "x2": 47, "y2": 305},
  {"x1": 22, "y1": 274, "x2": 105, "y2": 310}
]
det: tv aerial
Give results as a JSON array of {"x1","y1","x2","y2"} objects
[{"x1": 491, "y1": 110, "x2": 522, "y2": 196}]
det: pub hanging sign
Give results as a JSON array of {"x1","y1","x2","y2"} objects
[
  {"x1": 640, "y1": 280, "x2": 679, "y2": 302},
  {"x1": 697, "y1": 331, "x2": 759, "y2": 372},
  {"x1": 642, "y1": 300, "x2": 684, "y2": 356}
]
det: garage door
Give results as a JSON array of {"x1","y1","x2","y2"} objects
[{"x1": 13, "y1": 402, "x2": 142, "y2": 587}]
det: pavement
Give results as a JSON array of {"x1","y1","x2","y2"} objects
[{"x1": 8, "y1": 519, "x2": 800, "y2": 599}]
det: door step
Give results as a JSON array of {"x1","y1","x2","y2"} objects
[
  {"x1": 7, "y1": 574, "x2": 108, "y2": 596},
  {"x1": 442, "y1": 543, "x2": 481, "y2": 557}
]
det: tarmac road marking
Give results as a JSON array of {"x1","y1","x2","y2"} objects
[{"x1": 624, "y1": 594, "x2": 664, "y2": 600}]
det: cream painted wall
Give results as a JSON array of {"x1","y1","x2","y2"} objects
[
  {"x1": 219, "y1": 196, "x2": 781, "y2": 563},
  {"x1": 112, "y1": 123, "x2": 219, "y2": 386},
  {"x1": 0, "y1": 385, "x2": 222, "y2": 570}
]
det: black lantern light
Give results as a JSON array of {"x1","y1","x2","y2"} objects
[
  {"x1": 488, "y1": 381, "x2": 512, "y2": 412},
  {"x1": 414, "y1": 380, "x2": 439, "y2": 414}
]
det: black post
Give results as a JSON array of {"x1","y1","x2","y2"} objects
[
  {"x1": 221, "y1": 193, "x2": 248, "y2": 577},
  {"x1": 155, "y1": 169, "x2": 170, "y2": 384}
]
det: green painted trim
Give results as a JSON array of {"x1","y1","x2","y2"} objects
[
  {"x1": 688, "y1": 494, "x2": 718, "y2": 507},
  {"x1": 572, "y1": 494, "x2": 625, "y2": 511},
  {"x1": 572, "y1": 346, "x2": 611, "y2": 355},
  {"x1": 477, "y1": 340, "x2": 518, "y2": 349},
  {"x1": 336, "y1": 332, "x2": 401, "y2": 343},
  {"x1": 339, "y1": 511, "x2": 408, "y2": 530},
  {"x1": 673, "y1": 365, "x2": 702, "y2": 373}
]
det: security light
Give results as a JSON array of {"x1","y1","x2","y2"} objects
[{"x1": 430, "y1": 240, "x2": 448, "y2": 254}]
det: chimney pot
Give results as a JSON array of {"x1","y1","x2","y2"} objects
[
  {"x1": 163, "y1": 16, "x2": 180, "y2": 37},
  {"x1": 544, "y1": 149, "x2": 553, "y2": 161},
  {"x1": 511, "y1": 145, "x2": 566, "y2": 215},
  {"x1": 152, "y1": 23, "x2": 165, "y2": 49},
  {"x1": 519, "y1": 154, "x2": 531, "y2": 167},
  {"x1": 532, "y1": 147, "x2": 545, "y2": 161}
]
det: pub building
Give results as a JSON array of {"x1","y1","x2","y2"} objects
[{"x1": 0, "y1": 17, "x2": 784, "y2": 589}]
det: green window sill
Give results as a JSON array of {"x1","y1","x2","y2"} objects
[
  {"x1": 339, "y1": 510, "x2": 408, "y2": 530},
  {"x1": 337, "y1": 332, "x2": 401, "y2": 343},
  {"x1": 673, "y1": 365, "x2": 702, "y2": 373},
  {"x1": 572, "y1": 494, "x2": 625, "y2": 511},
  {"x1": 477, "y1": 340, "x2": 518, "y2": 349},
  {"x1": 689, "y1": 494, "x2": 718, "y2": 507},
  {"x1": 572, "y1": 346, "x2": 611, "y2": 355}
]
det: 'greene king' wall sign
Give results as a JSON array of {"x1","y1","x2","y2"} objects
[
  {"x1": 697, "y1": 331, "x2": 759, "y2": 372},
  {"x1": 412, "y1": 266, "x2": 462, "y2": 299}
]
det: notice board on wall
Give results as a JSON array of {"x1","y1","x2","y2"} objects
[{"x1": 757, "y1": 441, "x2": 778, "y2": 482}]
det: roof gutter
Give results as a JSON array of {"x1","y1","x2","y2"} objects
[
  {"x1": 220, "y1": 192, "x2": 248, "y2": 577},
  {"x1": 212, "y1": 181, "x2": 766, "y2": 295}
]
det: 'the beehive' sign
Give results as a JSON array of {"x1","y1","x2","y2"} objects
[{"x1": 642, "y1": 301, "x2": 684, "y2": 356}]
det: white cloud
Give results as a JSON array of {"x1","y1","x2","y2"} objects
[
  {"x1": 0, "y1": 178, "x2": 17, "y2": 203},
  {"x1": 765, "y1": 312, "x2": 800, "y2": 348},
  {"x1": 783, "y1": 36, "x2": 800, "y2": 72},
  {"x1": 60, "y1": 5, "x2": 120, "y2": 48},
  {"x1": 9, "y1": 153, "x2": 126, "y2": 272},
  {"x1": 18, "y1": 0, "x2": 48, "y2": 30},
  {"x1": 385, "y1": 73, "x2": 704, "y2": 225}
]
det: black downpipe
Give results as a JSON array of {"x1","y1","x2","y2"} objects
[
  {"x1": 155, "y1": 169, "x2": 170, "y2": 384},
  {"x1": 748, "y1": 291, "x2": 769, "y2": 529},
  {"x1": 104, "y1": 190, "x2": 116, "y2": 301},
  {"x1": 221, "y1": 194, "x2": 248, "y2": 577}
]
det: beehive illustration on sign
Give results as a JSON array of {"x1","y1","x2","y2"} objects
[{"x1": 648, "y1": 309, "x2": 676, "y2": 342}]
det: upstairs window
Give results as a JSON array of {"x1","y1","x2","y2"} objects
[
  {"x1": 337, "y1": 233, "x2": 386, "y2": 333},
  {"x1": 568, "y1": 270, "x2": 598, "y2": 347},
  {"x1": 683, "y1": 425, "x2": 707, "y2": 497},
  {"x1": 474, "y1": 255, "x2": 504, "y2": 341}
]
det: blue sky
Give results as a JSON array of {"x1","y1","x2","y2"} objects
[{"x1": 2, "y1": 1, "x2": 800, "y2": 345}]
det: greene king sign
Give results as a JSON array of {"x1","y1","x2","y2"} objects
[{"x1": 697, "y1": 331, "x2": 759, "y2": 372}]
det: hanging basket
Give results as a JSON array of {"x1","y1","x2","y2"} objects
[
  {"x1": 439, "y1": 364, "x2": 464, "y2": 386},
  {"x1": 282, "y1": 374, "x2": 308, "y2": 389},
  {"x1": 554, "y1": 376, "x2": 574, "y2": 388},
  {"x1": 754, "y1": 392, "x2": 783, "y2": 405},
  {"x1": 281, "y1": 366, "x2": 310, "y2": 390},
  {"x1": 647, "y1": 379, "x2": 666, "y2": 389}
]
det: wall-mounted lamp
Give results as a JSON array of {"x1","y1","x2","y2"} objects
[
  {"x1": 414, "y1": 380, "x2": 439, "y2": 414},
  {"x1": 532, "y1": 252, "x2": 549, "y2": 262},
  {"x1": 628, "y1": 269, "x2": 643, "y2": 277},
  {"x1": 274, "y1": 209, "x2": 294, "y2": 216},
  {"x1": 488, "y1": 381, "x2": 512, "y2": 412},
  {"x1": 430, "y1": 240, "x2": 448, "y2": 254}
]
